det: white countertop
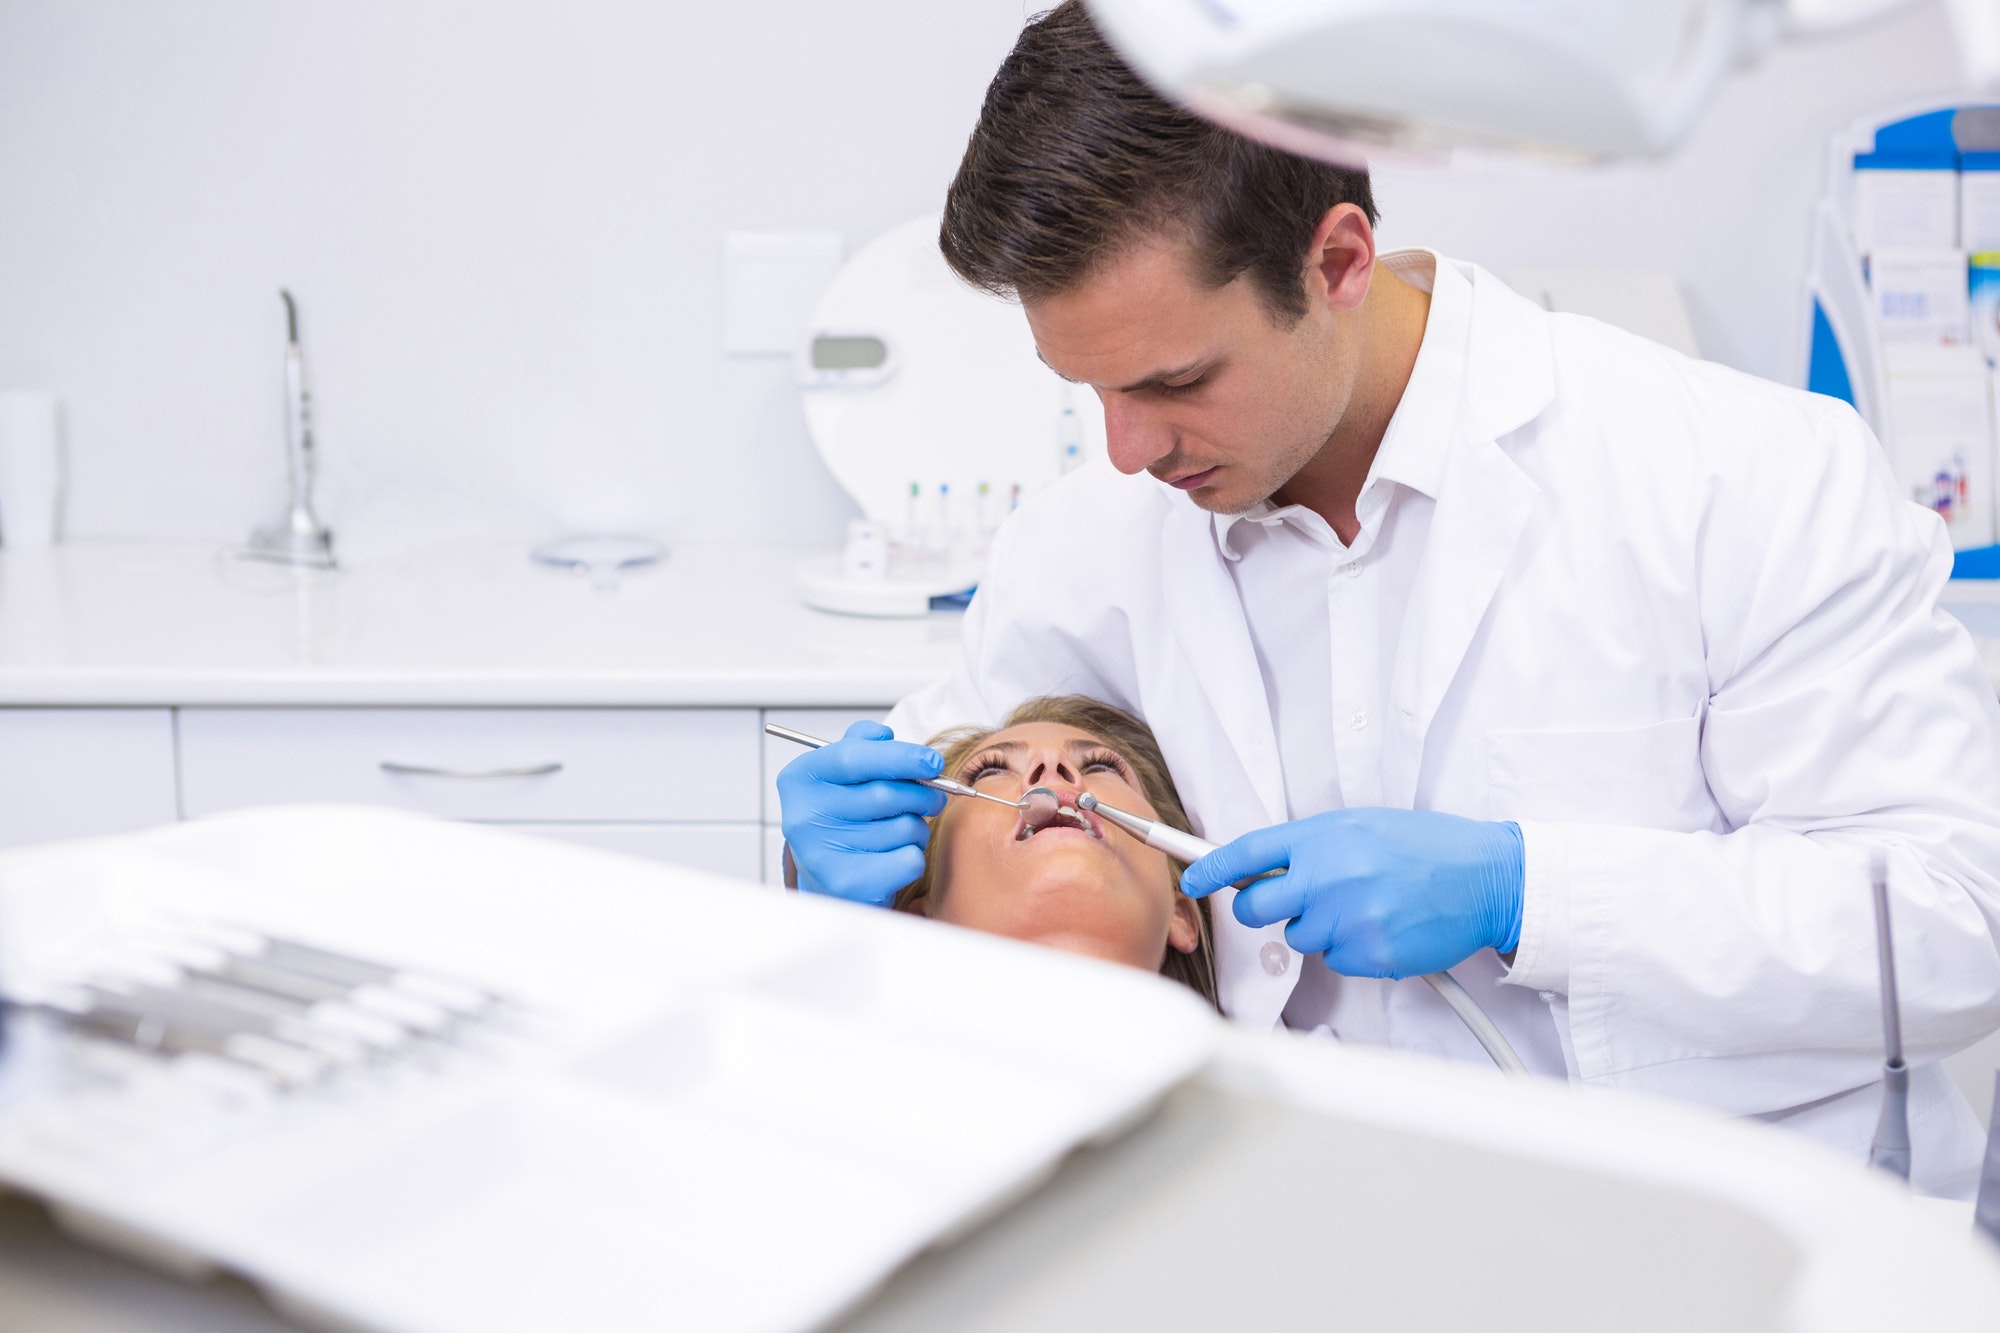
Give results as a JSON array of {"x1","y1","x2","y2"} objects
[
  {"x1": 0, "y1": 540, "x2": 964, "y2": 707},
  {"x1": 2, "y1": 540, "x2": 1994, "y2": 709}
]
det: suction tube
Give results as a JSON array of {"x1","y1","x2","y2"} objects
[{"x1": 1077, "y1": 792, "x2": 1530, "y2": 1076}]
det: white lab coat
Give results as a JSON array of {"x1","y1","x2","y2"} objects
[{"x1": 888, "y1": 255, "x2": 2000, "y2": 1196}]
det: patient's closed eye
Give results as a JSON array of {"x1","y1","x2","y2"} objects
[
  {"x1": 961, "y1": 750, "x2": 1014, "y2": 785},
  {"x1": 1077, "y1": 747, "x2": 1127, "y2": 777}
]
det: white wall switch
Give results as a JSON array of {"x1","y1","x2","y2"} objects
[{"x1": 723, "y1": 231, "x2": 844, "y2": 355}]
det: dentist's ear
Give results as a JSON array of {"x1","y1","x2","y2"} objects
[{"x1": 1166, "y1": 892, "x2": 1201, "y2": 955}]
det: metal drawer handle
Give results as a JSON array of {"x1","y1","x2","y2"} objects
[{"x1": 379, "y1": 761, "x2": 564, "y2": 780}]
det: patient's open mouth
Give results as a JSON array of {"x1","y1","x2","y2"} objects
[{"x1": 1015, "y1": 804, "x2": 1102, "y2": 841}]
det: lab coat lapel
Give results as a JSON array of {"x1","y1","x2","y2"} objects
[
  {"x1": 1385, "y1": 272, "x2": 1552, "y2": 808},
  {"x1": 1158, "y1": 503, "x2": 1288, "y2": 827}
]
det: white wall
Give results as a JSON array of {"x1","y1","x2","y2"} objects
[{"x1": 0, "y1": 2, "x2": 1974, "y2": 552}]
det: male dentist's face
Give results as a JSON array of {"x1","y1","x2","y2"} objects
[{"x1": 1024, "y1": 227, "x2": 1363, "y2": 514}]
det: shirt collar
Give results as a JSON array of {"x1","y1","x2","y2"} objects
[{"x1": 1211, "y1": 248, "x2": 1472, "y2": 560}]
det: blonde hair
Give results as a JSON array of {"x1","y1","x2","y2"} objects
[{"x1": 894, "y1": 696, "x2": 1218, "y2": 1009}]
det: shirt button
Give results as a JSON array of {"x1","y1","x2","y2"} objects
[
  {"x1": 1259, "y1": 941, "x2": 1291, "y2": 976},
  {"x1": 1348, "y1": 708, "x2": 1369, "y2": 731},
  {"x1": 1343, "y1": 561, "x2": 1361, "y2": 578},
  {"x1": 1539, "y1": 991, "x2": 1556, "y2": 1004}
]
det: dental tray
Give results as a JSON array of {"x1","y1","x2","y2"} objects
[{"x1": 0, "y1": 806, "x2": 1217, "y2": 1333}]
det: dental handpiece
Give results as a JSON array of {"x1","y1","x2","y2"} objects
[
  {"x1": 1076, "y1": 791, "x2": 1529, "y2": 1076},
  {"x1": 1074, "y1": 791, "x2": 1221, "y2": 864},
  {"x1": 764, "y1": 723, "x2": 1052, "y2": 817}
]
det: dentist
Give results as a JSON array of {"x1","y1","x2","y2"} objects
[{"x1": 775, "y1": 1, "x2": 2000, "y2": 1194}]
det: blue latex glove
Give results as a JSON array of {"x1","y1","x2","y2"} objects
[
  {"x1": 1180, "y1": 809, "x2": 1524, "y2": 980},
  {"x1": 776, "y1": 720, "x2": 947, "y2": 906}
]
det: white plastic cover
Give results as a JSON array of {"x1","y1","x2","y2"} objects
[{"x1": 799, "y1": 215, "x2": 1108, "y2": 527}]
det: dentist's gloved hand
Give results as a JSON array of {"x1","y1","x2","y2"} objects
[
  {"x1": 777, "y1": 720, "x2": 947, "y2": 906},
  {"x1": 1180, "y1": 809, "x2": 1524, "y2": 980}
]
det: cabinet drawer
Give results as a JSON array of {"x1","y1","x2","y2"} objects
[
  {"x1": 0, "y1": 709, "x2": 179, "y2": 848},
  {"x1": 512, "y1": 823, "x2": 763, "y2": 882},
  {"x1": 179, "y1": 709, "x2": 760, "y2": 822}
]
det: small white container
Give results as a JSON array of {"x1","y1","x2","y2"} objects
[
  {"x1": 0, "y1": 390, "x2": 64, "y2": 548},
  {"x1": 1961, "y1": 153, "x2": 2000, "y2": 252},
  {"x1": 1884, "y1": 344, "x2": 1996, "y2": 550},
  {"x1": 1854, "y1": 162, "x2": 1959, "y2": 253},
  {"x1": 1871, "y1": 248, "x2": 1971, "y2": 346}
]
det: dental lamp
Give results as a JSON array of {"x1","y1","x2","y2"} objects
[{"x1": 1085, "y1": 0, "x2": 2000, "y2": 167}]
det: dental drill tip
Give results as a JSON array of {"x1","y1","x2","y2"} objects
[
  {"x1": 1020, "y1": 786, "x2": 1062, "y2": 830},
  {"x1": 1075, "y1": 792, "x2": 1097, "y2": 811}
]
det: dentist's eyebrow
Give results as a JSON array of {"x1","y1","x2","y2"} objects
[{"x1": 1033, "y1": 349, "x2": 1210, "y2": 394}]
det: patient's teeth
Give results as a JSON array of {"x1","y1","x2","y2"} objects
[{"x1": 1017, "y1": 803, "x2": 1101, "y2": 839}]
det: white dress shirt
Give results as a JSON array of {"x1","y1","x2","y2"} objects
[{"x1": 1216, "y1": 252, "x2": 1473, "y2": 1039}]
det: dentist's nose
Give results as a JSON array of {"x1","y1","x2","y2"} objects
[{"x1": 1099, "y1": 394, "x2": 1174, "y2": 476}]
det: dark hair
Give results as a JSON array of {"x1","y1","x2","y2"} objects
[
  {"x1": 941, "y1": 0, "x2": 1378, "y2": 324},
  {"x1": 893, "y1": 695, "x2": 1219, "y2": 1010}
]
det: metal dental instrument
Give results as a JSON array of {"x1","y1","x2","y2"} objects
[
  {"x1": 764, "y1": 723, "x2": 1050, "y2": 816},
  {"x1": 1867, "y1": 849, "x2": 1912, "y2": 1182},
  {"x1": 1076, "y1": 791, "x2": 1530, "y2": 1077},
  {"x1": 243, "y1": 288, "x2": 336, "y2": 569}
]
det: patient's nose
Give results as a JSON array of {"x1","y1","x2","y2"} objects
[{"x1": 1025, "y1": 753, "x2": 1080, "y2": 791}]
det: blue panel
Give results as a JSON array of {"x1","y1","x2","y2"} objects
[
  {"x1": 1875, "y1": 108, "x2": 1960, "y2": 156},
  {"x1": 1806, "y1": 298, "x2": 1855, "y2": 407},
  {"x1": 1951, "y1": 545, "x2": 2000, "y2": 580}
]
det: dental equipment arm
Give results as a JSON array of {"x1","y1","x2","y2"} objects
[
  {"x1": 1077, "y1": 793, "x2": 1528, "y2": 1076},
  {"x1": 1087, "y1": 0, "x2": 2000, "y2": 170}
]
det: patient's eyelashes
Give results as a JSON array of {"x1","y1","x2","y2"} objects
[
  {"x1": 958, "y1": 743, "x2": 1134, "y2": 788},
  {"x1": 960, "y1": 750, "x2": 1013, "y2": 786},
  {"x1": 1076, "y1": 747, "x2": 1132, "y2": 781}
]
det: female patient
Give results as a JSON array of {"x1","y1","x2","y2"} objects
[{"x1": 889, "y1": 696, "x2": 1217, "y2": 1008}]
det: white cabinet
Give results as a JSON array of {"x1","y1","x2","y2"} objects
[
  {"x1": 179, "y1": 708, "x2": 761, "y2": 822},
  {"x1": 512, "y1": 823, "x2": 765, "y2": 881},
  {"x1": 0, "y1": 703, "x2": 901, "y2": 885},
  {"x1": 764, "y1": 825, "x2": 788, "y2": 887},
  {"x1": 0, "y1": 709, "x2": 179, "y2": 849}
]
